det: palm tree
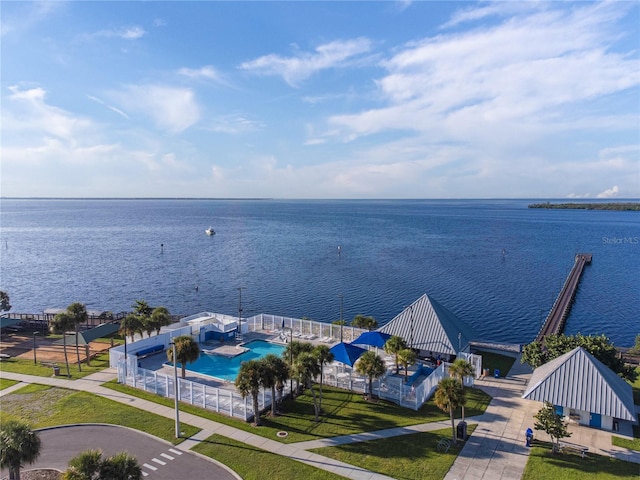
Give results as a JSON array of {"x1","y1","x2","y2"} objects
[
  {"x1": 263, "y1": 354, "x2": 289, "y2": 412},
  {"x1": 150, "y1": 307, "x2": 172, "y2": 335},
  {"x1": 434, "y1": 377, "x2": 465, "y2": 444},
  {"x1": 398, "y1": 348, "x2": 417, "y2": 383},
  {"x1": 355, "y1": 351, "x2": 386, "y2": 400},
  {"x1": 448, "y1": 358, "x2": 475, "y2": 421},
  {"x1": 133, "y1": 299, "x2": 153, "y2": 317},
  {"x1": 313, "y1": 344, "x2": 334, "y2": 410},
  {"x1": 166, "y1": 335, "x2": 200, "y2": 379},
  {"x1": 64, "y1": 449, "x2": 141, "y2": 480},
  {"x1": 119, "y1": 314, "x2": 143, "y2": 343},
  {"x1": 0, "y1": 290, "x2": 12, "y2": 312},
  {"x1": 67, "y1": 302, "x2": 88, "y2": 372},
  {"x1": 50, "y1": 312, "x2": 75, "y2": 377},
  {"x1": 235, "y1": 359, "x2": 264, "y2": 426},
  {"x1": 282, "y1": 340, "x2": 313, "y2": 396},
  {"x1": 99, "y1": 451, "x2": 142, "y2": 480},
  {"x1": 351, "y1": 314, "x2": 378, "y2": 331},
  {"x1": 0, "y1": 420, "x2": 42, "y2": 480},
  {"x1": 295, "y1": 351, "x2": 322, "y2": 420},
  {"x1": 64, "y1": 449, "x2": 102, "y2": 480},
  {"x1": 384, "y1": 335, "x2": 407, "y2": 374},
  {"x1": 259, "y1": 354, "x2": 280, "y2": 417}
]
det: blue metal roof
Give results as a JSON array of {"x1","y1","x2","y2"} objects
[
  {"x1": 523, "y1": 347, "x2": 636, "y2": 422},
  {"x1": 378, "y1": 294, "x2": 477, "y2": 356}
]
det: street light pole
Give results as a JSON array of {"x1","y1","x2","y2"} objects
[
  {"x1": 123, "y1": 334, "x2": 128, "y2": 380},
  {"x1": 33, "y1": 332, "x2": 39, "y2": 365},
  {"x1": 237, "y1": 287, "x2": 244, "y2": 341},
  {"x1": 289, "y1": 327, "x2": 293, "y2": 396},
  {"x1": 339, "y1": 294, "x2": 344, "y2": 343},
  {"x1": 170, "y1": 340, "x2": 181, "y2": 438}
]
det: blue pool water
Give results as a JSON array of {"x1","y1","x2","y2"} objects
[{"x1": 174, "y1": 339, "x2": 285, "y2": 381}]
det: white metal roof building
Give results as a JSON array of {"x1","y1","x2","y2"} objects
[
  {"x1": 522, "y1": 347, "x2": 637, "y2": 431},
  {"x1": 378, "y1": 294, "x2": 478, "y2": 358}
]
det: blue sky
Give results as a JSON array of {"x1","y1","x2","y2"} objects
[{"x1": 1, "y1": 1, "x2": 639, "y2": 199}]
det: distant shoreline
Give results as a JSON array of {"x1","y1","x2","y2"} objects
[{"x1": 528, "y1": 202, "x2": 640, "y2": 211}]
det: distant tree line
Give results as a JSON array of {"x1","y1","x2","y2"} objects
[{"x1": 528, "y1": 202, "x2": 640, "y2": 211}]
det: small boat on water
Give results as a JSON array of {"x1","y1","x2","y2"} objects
[{"x1": 205, "y1": 226, "x2": 215, "y2": 236}]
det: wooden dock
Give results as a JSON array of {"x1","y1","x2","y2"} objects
[{"x1": 536, "y1": 253, "x2": 592, "y2": 343}]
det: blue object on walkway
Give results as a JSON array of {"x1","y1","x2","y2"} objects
[{"x1": 494, "y1": 369, "x2": 500, "y2": 378}]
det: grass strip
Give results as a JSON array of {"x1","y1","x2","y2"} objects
[
  {"x1": 103, "y1": 380, "x2": 491, "y2": 443},
  {"x1": 0, "y1": 352, "x2": 111, "y2": 379},
  {"x1": 523, "y1": 442, "x2": 640, "y2": 479},
  {"x1": 104, "y1": 381, "x2": 491, "y2": 444},
  {"x1": 0, "y1": 384, "x2": 199, "y2": 445},
  {"x1": 193, "y1": 434, "x2": 348, "y2": 480},
  {"x1": 612, "y1": 413, "x2": 640, "y2": 452},
  {"x1": 311, "y1": 425, "x2": 476, "y2": 480},
  {"x1": 0, "y1": 378, "x2": 19, "y2": 390},
  {"x1": 612, "y1": 435, "x2": 640, "y2": 452}
]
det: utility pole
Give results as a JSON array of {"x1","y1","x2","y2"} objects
[
  {"x1": 339, "y1": 294, "x2": 344, "y2": 343},
  {"x1": 237, "y1": 287, "x2": 244, "y2": 341}
]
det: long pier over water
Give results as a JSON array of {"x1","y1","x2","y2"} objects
[{"x1": 536, "y1": 253, "x2": 592, "y2": 343}]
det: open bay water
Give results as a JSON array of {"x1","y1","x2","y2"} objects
[{"x1": 0, "y1": 198, "x2": 638, "y2": 346}]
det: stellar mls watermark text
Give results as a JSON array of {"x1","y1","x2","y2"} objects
[{"x1": 602, "y1": 236, "x2": 639, "y2": 245}]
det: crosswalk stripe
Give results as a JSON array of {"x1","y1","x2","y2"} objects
[
  {"x1": 152, "y1": 458, "x2": 166, "y2": 466},
  {"x1": 142, "y1": 472, "x2": 149, "y2": 477},
  {"x1": 143, "y1": 463, "x2": 157, "y2": 471},
  {"x1": 160, "y1": 453, "x2": 174, "y2": 460},
  {"x1": 169, "y1": 448, "x2": 183, "y2": 455}
]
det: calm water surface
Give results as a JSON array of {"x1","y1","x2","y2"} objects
[{"x1": 1, "y1": 199, "x2": 638, "y2": 346}]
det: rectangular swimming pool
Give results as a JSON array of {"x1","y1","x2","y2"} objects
[{"x1": 171, "y1": 339, "x2": 286, "y2": 382}]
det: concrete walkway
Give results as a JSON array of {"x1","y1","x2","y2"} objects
[
  {"x1": 0, "y1": 369, "x2": 395, "y2": 480},
  {"x1": 2, "y1": 360, "x2": 639, "y2": 480},
  {"x1": 444, "y1": 355, "x2": 640, "y2": 480}
]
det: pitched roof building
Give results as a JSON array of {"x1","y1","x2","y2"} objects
[
  {"x1": 378, "y1": 294, "x2": 477, "y2": 358},
  {"x1": 522, "y1": 346, "x2": 636, "y2": 430}
]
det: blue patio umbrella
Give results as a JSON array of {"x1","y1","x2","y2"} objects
[
  {"x1": 352, "y1": 331, "x2": 392, "y2": 349},
  {"x1": 329, "y1": 342, "x2": 367, "y2": 367}
]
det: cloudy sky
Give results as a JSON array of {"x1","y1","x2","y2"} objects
[{"x1": 1, "y1": 1, "x2": 639, "y2": 198}]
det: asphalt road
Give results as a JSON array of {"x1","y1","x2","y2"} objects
[{"x1": 0, "y1": 425, "x2": 237, "y2": 480}]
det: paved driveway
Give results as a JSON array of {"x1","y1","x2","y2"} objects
[{"x1": 0, "y1": 425, "x2": 237, "y2": 480}]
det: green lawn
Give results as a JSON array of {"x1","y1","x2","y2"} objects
[
  {"x1": 0, "y1": 378, "x2": 18, "y2": 390},
  {"x1": 312, "y1": 425, "x2": 477, "y2": 480},
  {"x1": 0, "y1": 384, "x2": 199, "y2": 445},
  {"x1": 631, "y1": 366, "x2": 640, "y2": 404},
  {"x1": 0, "y1": 352, "x2": 111, "y2": 379},
  {"x1": 104, "y1": 381, "x2": 491, "y2": 444},
  {"x1": 523, "y1": 443, "x2": 640, "y2": 479},
  {"x1": 193, "y1": 434, "x2": 348, "y2": 480},
  {"x1": 476, "y1": 350, "x2": 517, "y2": 377}
]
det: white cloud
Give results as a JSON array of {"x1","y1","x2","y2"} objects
[
  {"x1": 5, "y1": 85, "x2": 93, "y2": 142},
  {"x1": 108, "y1": 85, "x2": 200, "y2": 134},
  {"x1": 239, "y1": 38, "x2": 373, "y2": 86},
  {"x1": 322, "y1": 0, "x2": 640, "y2": 196},
  {"x1": 87, "y1": 95, "x2": 129, "y2": 119},
  {"x1": 596, "y1": 186, "x2": 620, "y2": 198},
  {"x1": 206, "y1": 114, "x2": 264, "y2": 134},
  {"x1": 178, "y1": 66, "x2": 227, "y2": 86},
  {"x1": 78, "y1": 26, "x2": 147, "y2": 41}
]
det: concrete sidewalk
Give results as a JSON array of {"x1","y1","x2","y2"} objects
[
  {"x1": 0, "y1": 369, "x2": 395, "y2": 480},
  {"x1": 3, "y1": 362, "x2": 639, "y2": 480}
]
